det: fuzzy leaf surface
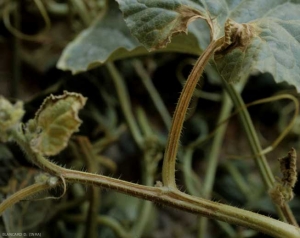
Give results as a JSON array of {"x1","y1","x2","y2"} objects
[
  {"x1": 116, "y1": 0, "x2": 209, "y2": 50},
  {"x1": 215, "y1": 1, "x2": 300, "y2": 91},
  {"x1": 57, "y1": 1, "x2": 206, "y2": 74},
  {"x1": 28, "y1": 91, "x2": 87, "y2": 156},
  {"x1": 118, "y1": 0, "x2": 300, "y2": 91}
]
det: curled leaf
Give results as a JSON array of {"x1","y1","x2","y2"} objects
[
  {"x1": 0, "y1": 96, "x2": 25, "y2": 142},
  {"x1": 116, "y1": 0, "x2": 206, "y2": 50},
  {"x1": 26, "y1": 91, "x2": 87, "y2": 156},
  {"x1": 118, "y1": 0, "x2": 300, "y2": 91},
  {"x1": 215, "y1": 19, "x2": 256, "y2": 54}
]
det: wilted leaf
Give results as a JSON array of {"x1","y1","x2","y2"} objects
[
  {"x1": 118, "y1": 0, "x2": 300, "y2": 91},
  {"x1": 57, "y1": 1, "x2": 206, "y2": 74},
  {"x1": 27, "y1": 91, "x2": 87, "y2": 156},
  {"x1": 116, "y1": 0, "x2": 207, "y2": 50},
  {"x1": 0, "y1": 96, "x2": 24, "y2": 142}
]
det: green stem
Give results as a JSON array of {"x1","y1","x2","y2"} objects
[
  {"x1": 9, "y1": 127, "x2": 300, "y2": 238},
  {"x1": 107, "y1": 64, "x2": 153, "y2": 237},
  {"x1": 45, "y1": 1, "x2": 68, "y2": 16},
  {"x1": 225, "y1": 83, "x2": 274, "y2": 187},
  {"x1": 182, "y1": 148, "x2": 202, "y2": 197},
  {"x1": 72, "y1": 0, "x2": 91, "y2": 26},
  {"x1": 107, "y1": 62, "x2": 143, "y2": 148},
  {"x1": 63, "y1": 171, "x2": 300, "y2": 238},
  {"x1": 63, "y1": 214, "x2": 130, "y2": 238},
  {"x1": 0, "y1": 183, "x2": 53, "y2": 215},
  {"x1": 133, "y1": 59, "x2": 172, "y2": 129},
  {"x1": 132, "y1": 107, "x2": 158, "y2": 238},
  {"x1": 201, "y1": 92, "x2": 233, "y2": 197},
  {"x1": 214, "y1": 220, "x2": 236, "y2": 238},
  {"x1": 47, "y1": 195, "x2": 87, "y2": 222},
  {"x1": 222, "y1": 81, "x2": 298, "y2": 226},
  {"x1": 224, "y1": 162, "x2": 253, "y2": 200},
  {"x1": 162, "y1": 38, "x2": 224, "y2": 188},
  {"x1": 198, "y1": 80, "x2": 247, "y2": 238},
  {"x1": 198, "y1": 91, "x2": 234, "y2": 238},
  {"x1": 76, "y1": 137, "x2": 100, "y2": 238}
]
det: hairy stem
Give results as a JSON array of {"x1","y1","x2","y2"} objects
[
  {"x1": 63, "y1": 168, "x2": 300, "y2": 238},
  {"x1": 0, "y1": 183, "x2": 53, "y2": 215},
  {"x1": 76, "y1": 137, "x2": 100, "y2": 238},
  {"x1": 162, "y1": 38, "x2": 224, "y2": 188},
  {"x1": 9, "y1": 127, "x2": 300, "y2": 238}
]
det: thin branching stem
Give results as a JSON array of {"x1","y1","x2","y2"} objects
[
  {"x1": 107, "y1": 62, "x2": 144, "y2": 148},
  {"x1": 198, "y1": 91, "x2": 233, "y2": 238},
  {"x1": 63, "y1": 214, "x2": 130, "y2": 238},
  {"x1": 8, "y1": 126, "x2": 300, "y2": 238},
  {"x1": 133, "y1": 59, "x2": 172, "y2": 129},
  {"x1": 222, "y1": 81, "x2": 298, "y2": 226},
  {"x1": 0, "y1": 183, "x2": 53, "y2": 215},
  {"x1": 76, "y1": 136, "x2": 100, "y2": 238}
]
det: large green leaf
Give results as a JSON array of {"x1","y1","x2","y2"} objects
[
  {"x1": 115, "y1": 0, "x2": 208, "y2": 50},
  {"x1": 57, "y1": 1, "x2": 208, "y2": 74},
  {"x1": 115, "y1": 0, "x2": 230, "y2": 49},
  {"x1": 117, "y1": 0, "x2": 300, "y2": 91},
  {"x1": 215, "y1": 1, "x2": 300, "y2": 91}
]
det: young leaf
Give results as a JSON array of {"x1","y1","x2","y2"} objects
[
  {"x1": 57, "y1": 1, "x2": 206, "y2": 74},
  {"x1": 26, "y1": 91, "x2": 87, "y2": 156},
  {"x1": 0, "y1": 96, "x2": 24, "y2": 142}
]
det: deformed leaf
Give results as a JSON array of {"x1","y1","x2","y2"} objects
[
  {"x1": 215, "y1": 7, "x2": 300, "y2": 91},
  {"x1": 213, "y1": 1, "x2": 300, "y2": 91},
  {"x1": 116, "y1": 0, "x2": 206, "y2": 50},
  {"x1": 118, "y1": 0, "x2": 300, "y2": 91},
  {"x1": 27, "y1": 91, "x2": 87, "y2": 156},
  {"x1": 0, "y1": 96, "x2": 25, "y2": 142},
  {"x1": 57, "y1": 0, "x2": 206, "y2": 74}
]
